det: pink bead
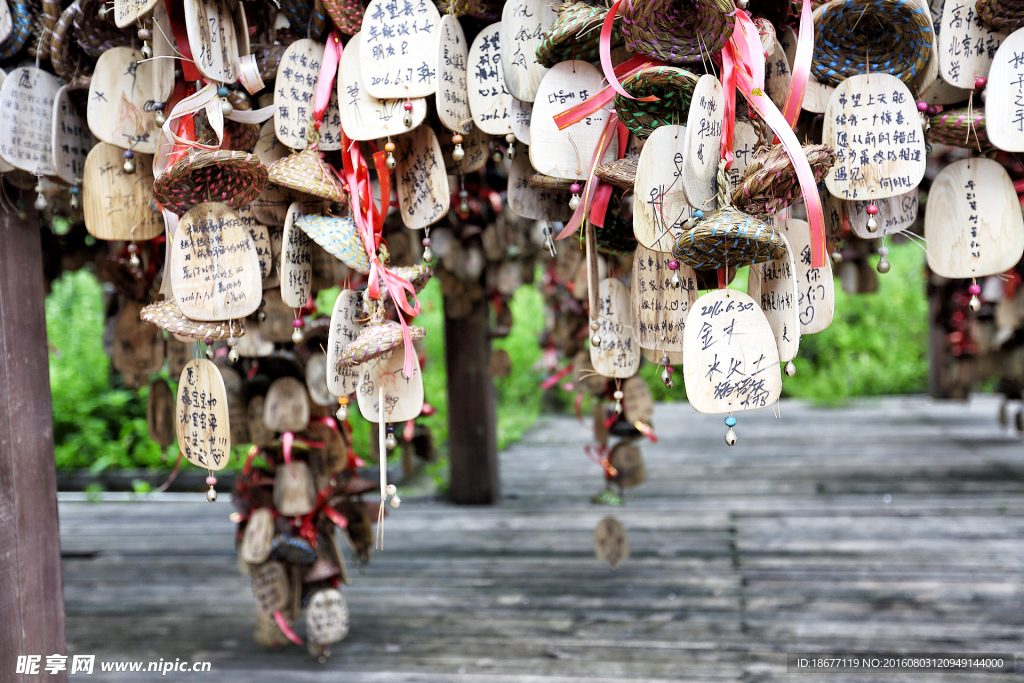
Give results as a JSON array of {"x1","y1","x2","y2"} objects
[
  {"x1": 422, "y1": 237, "x2": 431, "y2": 246},
  {"x1": 916, "y1": 101, "x2": 928, "y2": 112},
  {"x1": 293, "y1": 318, "x2": 303, "y2": 328},
  {"x1": 969, "y1": 284, "x2": 981, "y2": 295},
  {"x1": 206, "y1": 475, "x2": 217, "y2": 486},
  {"x1": 569, "y1": 183, "x2": 581, "y2": 193},
  {"x1": 925, "y1": 105, "x2": 938, "y2": 116},
  {"x1": 866, "y1": 204, "x2": 878, "y2": 215},
  {"x1": 403, "y1": 101, "x2": 413, "y2": 111},
  {"x1": 667, "y1": 260, "x2": 680, "y2": 270},
  {"x1": 975, "y1": 77, "x2": 987, "y2": 89}
]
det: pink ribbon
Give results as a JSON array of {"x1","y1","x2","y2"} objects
[
  {"x1": 314, "y1": 31, "x2": 342, "y2": 126},
  {"x1": 273, "y1": 611, "x2": 304, "y2": 645},
  {"x1": 781, "y1": 0, "x2": 814, "y2": 129},
  {"x1": 555, "y1": 112, "x2": 621, "y2": 240},
  {"x1": 554, "y1": 55, "x2": 657, "y2": 130}
]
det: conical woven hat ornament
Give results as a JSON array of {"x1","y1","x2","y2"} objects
[
  {"x1": 140, "y1": 298, "x2": 247, "y2": 340},
  {"x1": 360, "y1": 264, "x2": 433, "y2": 317},
  {"x1": 294, "y1": 214, "x2": 371, "y2": 273},
  {"x1": 731, "y1": 142, "x2": 835, "y2": 215},
  {"x1": 536, "y1": 2, "x2": 624, "y2": 68},
  {"x1": 336, "y1": 308, "x2": 426, "y2": 369},
  {"x1": 621, "y1": 0, "x2": 736, "y2": 64}
]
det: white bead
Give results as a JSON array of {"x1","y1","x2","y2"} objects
[
  {"x1": 206, "y1": 486, "x2": 218, "y2": 502},
  {"x1": 228, "y1": 349, "x2": 239, "y2": 363},
  {"x1": 725, "y1": 426, "x2": 737, "y2": 446},
  {"x1": 568, "y1": 194, "x2": 580, "y2": 210},
  {"x1": 613, "y1": 390, "x2": 624, "y2": 400},
  {"x1": 785, "y1": 360, "x2": 796, "y2": 377},
  {"x1": 336, "y1": 404, "x2": 349, "y2": 421},
  {"x1": 292, "y1": 328, "x2": 304, "y2": 343},
  {"x1": 389, "y1": 494, "x2": 401, "y2": 509},
  {"x1": 452, "y1": 144, "x2": 465, "y2": 161},
  {"x1": 385, "y1": 484, "x2": 397, "y2": 496},
  {"x1": 385, "y1": 433, "x2": 398, "y2": 449}
]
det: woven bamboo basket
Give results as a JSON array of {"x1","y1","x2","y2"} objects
[
  {"x1": 336, "y1": 318, "x2": 426, "y2": 368},
  {"x1": 928, "y1": 107, "x2": 992, "y2": 151},
  {"x1": 536, "y1": 2, "x2": 624, "y2": 68},
  {"x1": 595, "y1": 154, "x2": 639, "y2": 192},
  {"x1": 153, "y1": 150, "x2": 268, "y2": 217},
  {"x1": 731, "y1": 143, "x2": 836, "y2": 216},
  {"x1": 621, "y1": 0, "x2": 736, "y2": 64},
  {"x1": 140, "y1": 299, "x2": 246, "y2": 341},
  {"x1": 528, "y1": 174, "x2": 578, "y2": 190},
  {"x1": 436, "y1": 0, "x2": 503, "y2": 19},
  {"x1": 977, "y1": 0, "x2": 1024, "y2": 32},
  {"x1": 294, "y1": 214, "x2": 372, "y2": 273},
  {"x1": 361, "y1": 265, "x2": 434, "y2": 317},
  {"x1": 73, "y1": 0, "x2": 134, "y2": 58},
  {"x1": 614, "y1": 66, "x2": 701, "y2": 139},
  {"x1": 267, "y1": 146, "x2": 347, "y2": 204},
  {"x1": 0, "y1": 0, "x2": 32, "y2": 59},
  {"x1": 323, "y1": 0, "x2": 366, "y2": 34}
]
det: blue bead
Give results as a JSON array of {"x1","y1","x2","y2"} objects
[
  {"x1": 693, "y1": 209, "x2": 704, "y2": 220},
  {"x1": 69, "y1": 186, "x2": 80, "y2": 194},
  {"x1": 724, "y1": 416, "x2": 736, "y2": 427},
  {"x1": 218, "y1": 86, "x2": 229, "y2": 97}
]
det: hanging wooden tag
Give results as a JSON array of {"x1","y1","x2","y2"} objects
[
  {"x1": 235, "y1": 326, "x2": 275, "y2": 357},
  {"x1": 150, "y1": 1, "x2": 178, "y2": 100},
  {"x1": 511, "y1": 98, "x2": 532, "y2": 144},
  {"x1": 500, "y1": 0, "x2": 556, "y2": 102},
  {"x1": 235, "y1": 204, "x2": 273, "y2": 281},
  {"x1": 338, "y1": 35, "x2": 428, "y2": 142},
  {"x1": 925, "y1": 158, "x2": 1024, "y2": 278},
  {"x1": 796, "y1": 16, "x2": 834, "y2": 114},
  {"x1": 846, "y1": 189, "x2": 919, "y2": 239},
  {"x1": 436, "y1": 15, "x2": 472, "y2": 135},
  {"x1": 531, "y1": 61, "x2": 618, "y2": 179},
  {"x1": 281, "y1": 202, "x2": 313, "y2": 308},
  {"x1": 240, "y1": 507, "x2": 274, "y2": 564},
  {"x1": 114, "y1": 0, "x2": 159, "y2": 27},
  {"x1": 621, "y1": 375, "x2": 654, "y2": 425},
  {"x1": 682, "y1": 75, "x2": 724, "y2": 206},
  {"x1": 780, "y1": 218, "x2": 835, "y2": 334},
  {"x1": 147, "y1": 378, "x2": 175, "y2": 447},
  {"x1": 764, "y1": 42, "x2": 792, "y2": 111},
  {"x1": 274, "y1": 39, "x2": 342, "y2": 151},
  {"x1": 219, "y1": 366, "x2": 250, "y2": 447},
  {"x1": 630, "y1": 244, "x2": 697, "y2": 352},
  {"x1": 274, "y1": 461, "x2": 316, "y2": 516},
  {"x1": 355, "y1": 349, "x2": 425, "y2": 423},
  {"x1": 358, "y1": 0, "x2": 440, "y2": 99},
  {"x1": 609, "y1": 442, "x2": 646, "y2": 488},
  {"x1": 252, "y1": 561, "x2": 290, "y2": 615},
  {"x1": 165, "y1": 336, "x2": 196, "y2": 378},
  {"x1": 439, "y1": 123, "x2": 489, "y2": 174},
  {"x1": 594, "y1": 517, "x2": 629, "y2": 570},
  {"x1": 83, "y1": 143, "x2": 165, "y2": 240},
  {"x1": 634, "y1": 125, "x2": 695, "y2": 252},
  {"x1": 51, "y1": 86, "x2": 93, "y2": 185},
  {"x1": 247, "y1": 395, "x2": 274, "y2": 447},
  {"x1": 306, "y1": 355, "x2": 336, "y2": 407},
  {"x1": 112, "y1": 301, "x2": 165, "y2": 377},
  {"x1": 727, "y1": 120, "x2": 760, "y2": 195},
  {"x1": 252, "y1": 121, "x2": 294, "y2": 225},
  {"x1": 823, "y1": 74, "x2": 926, "y2": 200},
  {"x1": 185, "y1": 0, "x2": 242, "y2": 83},
  {"x1": 682, "y1": 289, "x2": 782, "y2": 414},
  {"x1": 985, "y1": 30, "x2": 1024, "y2": 151},
  {"x1": 468, "y1": 23, "x2": 513, "y2": 136},
  {"x1": 171, "y1": 202, "x2": 262, "y2": 321},
  {"x1": 327, "y1": 289, "x2": 363, "y2": 397},
  {"x1": 264, "y1": 225, "x2": 284, "y2": 289},
  {"x1": 306, "y1": 589, "x2": 349, "y2": 645},
  {"x1": 0, "y1": 2, "x2": 11, "y2": 43},
  {"x1": 87, "y1": 48, "x2": 164, "y2": 154},
  {"x1": 919, "y1": 76, "x2": 971, "y2": 105},
  {"x1": 590, "y1": 278, "x2": 641, "y2": 379},
  {"x1": 175, "y1": 359, "x2": 232, "y2": 470},
  {"x1": 747, "y1": 234, "x2": 800, "y2": 364},
  {"x1": 0, "y1": 67, "x2": 59, "y2": 175},
  {"x1": 641, "y1": 347, "x2": 684, "y2": 366},
  {"x1": 395, "y1": 125, "x2": 450, "y2": 229},
  {"x1": 264, "y1": 376, "x2": 311, "y2": 432},
  {"x1": 259, "y1": 289, "x2": 296, "y2": 342},
  {"x1": 939, "y1": 0, "x2": 1006, "y2": 89},
  {"x1": 508, "y1": 148, "x2": 572, "y2": 221}
]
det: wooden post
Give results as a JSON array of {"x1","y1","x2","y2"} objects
[
  {"x1": 0, "y1": 210, "x2": 67, "y2": 682},
  {"x1": 444, "y1": 293, "x2": 499, "y2": 504}
]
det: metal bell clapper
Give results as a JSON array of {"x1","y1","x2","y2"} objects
[{"x1": 724, "y1": 415, "x2": 737, "y2": 446}]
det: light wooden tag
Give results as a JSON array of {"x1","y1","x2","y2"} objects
[
  {"x1": 439, "y1": 123, "x2": 489, "y2": 174},
  {"x1": 630, "y1": 244, "x2": 697, "y2": 352},
  {"x1": 259, "y1": 289, "x2": 295, "y2": 342},
  {"x1": 764, "y1": 42, "x2": 792, "y2": 111},
  {"x1": 306, "y1": 589, "x2": 349, "y2": 645},
  {"x1": 327, "y1": 290, "x2": 363, "y2": 397},
  {"x1": 633, "y1": 125, "x2": 694, "y2": 252},
  {"x1": 149, "y1": 1, "x2": 177, "y2": 101},
  {"x1": 247, "y1": 395, "x2": 274, "y2": 447},
  {"x1": 114, "y1": 0, "x2": 159, "y2": 26},
  {"x1": 252, "y1": 561, "x2": 290, "y2": 615},
  {"x1": 985, "y1": 30, "x2": 1024, "y2": 151},
  {"x1": 185, "y1": 0, "x2": 242, "y2": 83},
  {"x1": 165, "y1": 336, "x2": 196, "y2": 378},
  {"x1": 147, "y1": 378, "x2": 175, "y2": 447},
  {"x1": 803, "y1": 78, "x2": 836, "y2": 114},
  {"x1": 274, "y1": 39, "x2": 342, "y2": 151},
  {"x1": 235, "y1": 204, "x2": 273, "y2": 280},
  {"x1": 621, "y1": 375, "x2": 654, "y2": 424},
  {"x1": 508, "y1": 148, "x2": 572, "y2": 221},
  {"x1": 87, "y1": 48, "x2": 164, "y2": 154},
  {"x1": 510, "y1": 98, "x2": 532, "y2": 144},
  {"x1": 51, "y1": 86, "x2": 93, "y2": 185},
  {"x1": 264, "y1": 376, "x2": 311, "y2": 432},
  {"x1": 171, "y1": 202, "x2": 262, "y2": 321},
  {"x1": 306, "y1": 355, "x2": 336, "y2": 407},
  {"x1": 594, "y1": 517, "x2": 629, "y2": 570},
  {"x1": 823, "y1": 74, "x2": 926, "y2": 200},
  {"x1": 779, "y1": 218, "x2": 835, "y2": 334},
  {"x1": 468, "y1": 23, "x2": 513, "y2": 136},
  {"x1": 252, "y1": 121, "x2": 294, "y2": 225},
  {"x1": 112, "y1": 301, "x2": 164, "y2": 376},
  {"x1": 682, "y1": 289, "x2": 781, "y2": 413},
  {"x1": 609, "y1": 442, "x2": 645, "y2": 488},
  {"x1": 0, "y1": 67, "x2": 59, "y2": 175},
  {"x1": 175, "y1": 359, "x2": 232, "y2": 470},
  {"x1": 0, "y1": 2, "x2": 12, "y2": 43},
  {"x1": 281, "y1": 202, "x2": 313, "y2": 308},
  {"x1": 939, "y1": 0, "x2": 1006, "y2": 89},
  {"x1": 83, "y1": 143, "x2": 165, "y2": 240},
  {"x1": 355, "y1": 349, "x2": 425, "y2": 423},
  {"x1": 925, "y1": 158, "x2": 1024, "y2": 278},
  {"x1": 395, "y1": 125, "x2": 450, "y2": 229},
  {"x1": 220, "y1": 366, "x2": 250, "y2": 447},
  {"x1": 641, "y1": 347, "x2": 685, "y2": 366},
  {"x1": 727, "y1": 120, "x2": 760, "y2": 196},
  {"x1": 339, "y1": 36, "x2": 427, "y2": 142},
  {"x1": 358, "y1": 0, "x2": 441, "y2": 99},
  {"x1": 436, "y1": 15, "x2": 472, "y2": 134},
  {"x1": 500, "y1": 0, "x2": 556, "y2": 102},
  {"x1": 682, "y1": 75, "x2": 724, "y2": 206},
  {"x1": 235, "y1": 327, "x2": 275, "y2": 357},
  {"x1": 590, "y1": 278, "x2": 640, "y2": 379},
  {"x1": 240, "y1": 507, "x2": 274, "y2": 564},
  {"x1": 530, "y1": 61, "x2": 618, "y2": 179},
  {"x1": 846, "y1": 189, "x2": 919, "y2": 239},
  {"x1": 274, "y1": 461, "x2": 316, "y2": 516},
  {"x1": 0, "y1": 71, "x2": 8, "y2": 175},
  {"x1": 747, "y1": 234, "x2": 800, "y2": 363}
]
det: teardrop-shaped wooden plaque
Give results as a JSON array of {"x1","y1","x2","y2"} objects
[
  {"x1": 240, "y1": 507, "x2": 274, "y2": 564},
  {"x1": 468, "y1": 23, "x2": 513, "y2": 136},
  {"x1": 274, "y1": 39, "x2": 343, "y2": 151},
  {"x1": 0, "y1": 67, "x2": 59, "y2": 175},
  {"x1": 339, "y1": 35, "x2": 428, "y2": 141},
  {"x1": 630, "y1": 244, "x2": 697, "y2": 352},
  {"x1": 621, "y1": 375, "x2": 654, "y2": 424},
  {"x1": 263, "y1": 376, "x2": 311, "y2": 432},
  {"x1": 510, "y1": 98, "x2": 532, "y2": 144},
  {"x1": 355, "y1": 349, "x2": 425, "y2": 423},
  {"x1": 682, "y1": 289, "x2": 781, "y2": 414},
  {"x1": 147, "y1": 378, "x2": 175, "y2": 447},
  {"x1": 590, "y1": 278, "x2": 640, "y2": 379},
  {"x1": 281, "y1": 202, "x2": 313, "y2": 308},
  {"x1": 87, "y1": 48, "x2": 164, "y2": 154},
  {"x1": 83, "y1": 143, "x2": 164, "y2": 240},
  {"x1": 358, "y1": 0, "x2": 440, "y2": 99},
  {"x1": 436, "y1": 15, "x2": 472, "y2": 134},
  {"x1": 395, "y1": 125, "x2": 450, "y2": 229},
  {"x1": 633, "y1": 125, "x2": 693, "y2": 252},
  {"x1": 508, "y1": 148, "x2": 572, "y2": 221},
  {"x1": 274, "y1": 461, "x2": 316, "y2": 516},
  {"x1": 846, "y1": 189, "x2": 919, "y2": 239},
  {"x1": 594, "y1": 517, "x2": 629, "y2": 570},
  {"x1": 252, "y1": 561, "x2": 290, "y2": 615},
  {"x1": 727, "y1": 120, "x2": 760, "y2": 196},
  {"x1": 175, "y1": 359, "x2": 232, "y2": 470},
  {"x1": 184, "y1": 0, "x2": 242, "y2": 83},
  {"x1": 306, "y1": 589, "x2": 350, "y2": 645},
  {"x1": 747, "y1": 234, "x2": 800, "y2": 363},
  {"x1": 682, "y1": 75, "x2": 724, "y2": 207},
  {"x1": 939, "y1": 0, "x2": 1006, "y2": 89},
  {"x1": 306, "y1": 354, "x2": 336, "y2": 407},
  {"x1": 500, "y1": 0, "x2": 556, "y2": 102},
  {"x1": 985, "y1": 29, "x2": 1024, "y2": 151},
  {"x1": 51, "y1": 86, "x2": 93, "y2": 185},
  {"x1": 327, "y1": 290, "x2": 363, "y2": 397},
  {"x1": 780, "y1": 219, "x2": 835, "y2": 335},
  {"x1": 113, "y1": 301, "x2": 165, "y2": 377}
]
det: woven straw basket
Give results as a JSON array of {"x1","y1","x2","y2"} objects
[
  {"x1": 621, "y1": 0, "x2": 736, "y2": 64},
  {"x1": 536, "y1": 2, "x2": 624, "y2": 68},
  {"x1": 140, "y1": 299, "x2": 246, "y2": 340},
  {"x1": 267, "y1": 147, "x2": 347, "y2": 204},
  {"x1": 595, "y1": 154, "x2": 639, "y2": 192},
  {"x1": 731, "y1": 143, "x2": 836, "y2": 216},
  {"x1": 154, "y1": 150, "x2": 268, "y2": 217},
  {"x1": 0, "y1": 0, "x2": 32, "y2": 59},
  {"x1": 614, "y1": 66, "x2": 701, "y2": 139},
  {"x1": 336, "y1": 319, "x2": 426, "y2": 368},
  {"x1": 928, "y1": 108, "x2": 991, "y2": 152},
  {"x1": 294, "y1": 214, "x2": 372, "y2": 273},
  {"x1": 323, "y1": 0, "x2": 366, "y2": 34},
  {"x1": 361, "y1": 265, "x2": 434, "y2": 317},
  {"x1": 977, "y1": 0, "x2": 1024, "y2": 32}
]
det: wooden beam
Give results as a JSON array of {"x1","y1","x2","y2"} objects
[
  {"x1": 443, "y1": 293, "x2": 499, "y2": 505},
  {"x1": 0, "y1": 209, "x2": 67, "y2": 682}
]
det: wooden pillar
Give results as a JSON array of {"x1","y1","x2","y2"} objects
[
  {"x1": 443, "y1": 293, "x2": 499, "y2": 504},
  {"x1": 0, "y1": 210, "x2": 67, "y2": 682}
]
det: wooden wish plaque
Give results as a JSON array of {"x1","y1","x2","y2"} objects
[
  {"x1": 939, "y1": 0, "x2": 1005, "y2": 89},
  {"x1": 327, "y1": 290, "x2": 363, "y2": 397},
  {"x1": 0, "y1": 67, "x2": 59, "y2": 175},
  {"x1": 765, "y1": 41, "x2": 792, "y2": 111},
  {"x1": 306, "y1": 589, "x2": 349, "y2": 645},
  {"x1": 274, "y1": 461, "x2": 316, "y2": 515},
  {"x1": 171, "y1": 202, "x2": 262, "y2": 322},
  {"x1": 682, "y1": 289, "x2": 782, "y2": 414},
  {"x1": 0, "y1": 2, "x2": 11, "y2": 43},
  {"x1": 630, "y1": 244, "x2": 698, "y2": 353},
  {"x1": 355, "y1": 349, "x2": 425, "y2": 423},
  {"x1": 87, "y1": 48, "x2": 166, "y2": 154},
  {"x1": 439, "y1": 123, "x2": 489, "y2": 174},
  {"x1": 468, "y1": 23, "x2": 513, "y2": 136},
  {"x1": 747, "y1": 234, "x2": 800, "y2": 364},
  {"x1": 594, "y1": 517, "x2": 629, "y2": 570},
  {"x1": 642, "y1": 347, "x2": 685, "y2": 366},
  {"x1": 264, "y1": 376, "x2": 311, "y2": 432},
  {"x1": 395, "y1": 125, "x2": 450, "y2": 230},
  {"x1": 306, "y1": 355, "x2": 335, "y2": 407},
  {"x1": 83, "y1": 143, "x2": 165, "y2": 241},
  {"x1": 780, "y1": 218, "x2": 835, "y2": 335},
  {"x1": 112, "y1": 301, "x2": 164, "y2": 377},
  {"x1": 115, "y1": 0, "x2": 159, "y2": 28},
  {"x1": 590, "y1": 278, "x2": 641, "y2": 379},
  {"x1": 184, "y1": 0, "x2": 243, "y2": 83},
  {"x1": 511, "y1": 98, "x2": 532, "y2": 144},
  {"x1": 500, "y1": 0, "x2": 556, "y2": 102},
  {"x1": 281, "y1": 202, "x2": 313, "y2": 308},
  {"x1": 846, "y1": 189, "x2": 919, "y2": 239},
  {"x1": 435, "y1": 15, "x2": 472, "y2": 134},
  {"x1": 621, "y1": 375, "x2": 654, "y2": 425},
  {"x1": 175, "y1": 359, "x2": 231, "y2": 470},
  {"x1": 251, "y1": 561, "x2": 289, "y2": 615},
  {"x1": 51, "y1": 86, "x2": 93, "y2": 185},
  {"x1": 531, "y1": 61, "x2": 618, "y2": 180},
  {"x1": 240, "y1": 507, "x2": 274, "y2": 565},
  {"x1": 634, "y1": 125, "x2": 698, "y2": 252},
  {"x1": 823, "y1": 74, "x2": 926, "y2": 201},
  {"x1": 147, "y1": 378, "x2": 176, "y2": 447},
  {"x1": 339, "y1": 35, "x2": 428, "y2": 142},
  {"x1": 252, "y1": 121, "x2": 294, "y2": 226},
  {"x1": 727, "y1": 120, "x2": 760, "y2": 196},
  {"x1": 274, "y1": 39, "x2": 343, "y2": 151},
  {"x1": 358, "y1": 0, "x2": 441, "y2": 100},
  {"x1": 507, "y1": 148, "x2": 572, "y2": 221},
  {"x1": 682, "y1": 75, "x2": 725, "y2": 206},
  {"x1": 985, "y1": 30, "x2": 1024, "y2": 151},
  {"x1": 235, "y1": 204, "x2": 273, "y2": 281},
  {"x1": 925, "y1": 158, "x2": 1024, "y2": 278}
]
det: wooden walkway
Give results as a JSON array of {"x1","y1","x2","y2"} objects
[{"x1": 60, "y1": 395, "x2": 1024, "y2": 682}]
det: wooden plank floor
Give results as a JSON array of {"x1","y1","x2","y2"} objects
[{"x1": 60, "y1": 395, "x2": 1024, "y2": 682}]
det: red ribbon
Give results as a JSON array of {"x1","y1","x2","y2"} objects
[
  {"x1": 584, "y1": 444, "x2": 617, "y2": 478},
  {"x1": 555, "y1": 112, "x2": 622, "y2": 240}
]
